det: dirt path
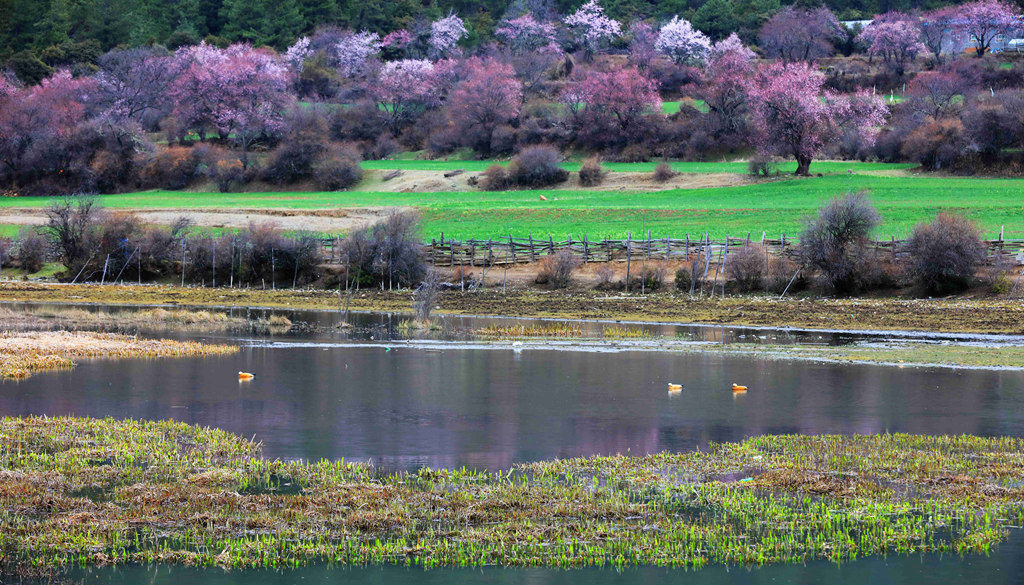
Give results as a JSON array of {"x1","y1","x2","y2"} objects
[
  {"x1": 356, "y1": 169, "x2": 750, "y2": 192},
  {"x1": 0, "y1": 206, "x2": 412, "y2": 233}
]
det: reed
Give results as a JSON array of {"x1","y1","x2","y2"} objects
[{"x1": 476, "y1": 323, "x2": 583, "y2": 338}]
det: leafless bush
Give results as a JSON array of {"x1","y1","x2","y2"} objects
[
  {"x1": 536, "y1": 250, "x2": 580, "y2": 289},
  {"x1": 413, "y1": 270, "x2": 442, "y2": 322},
  {"x1": 652, "y1": 162, "x2": 676, "y2": 182},
  {"x1": 340, "y1": 211, "x2": 425, "y2": 289},
  {"x1": 799, "y1": 191, "x2": 881, "y2": 295},
  {"x1": 765, "y1": 256, "x2": 803, "y2": 294},
  {"x1": 578, "y1": 157, "x2": 606, "y2": 187},
  {"x1": 313, "y1": 144, "x2": 363, "y2": 191},
  {"x1": 596, "y1": 264, "x2": 617, "y2": 289},
  {"x1": 906, "y1": 213, "x2": 987, "y2": 295},
  {"x1": 479, "y1": 164, "x2": 510, "y2": 191},
  {"x1": 748, "y1": 156, "x2": 779, "y2": 177},
  {"x1": 632, "y1": 265, "x2": 666, "y2": 292},
  {"x1": 507, "y1": 146, "x2": 569, "y2": 188},
  {"x1": 15, "y1": 228, "x2": 49, "y2": 274},
  {"x1": 727, "y1": 245, "x2": 765, "y2": 292}
]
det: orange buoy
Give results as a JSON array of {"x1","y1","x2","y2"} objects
[
  {"x1": 668, "y1": 383, "x2": 683, "y2": 392},
  {"x1": 731, "y1": 383, "x2": 747, "y2": 393},
  {"x1": 238, "y1": 371, "x2": 255, "y2": 380},
  {"x1": 539, "y1": 194, "x2": 548, "y2": 201}
]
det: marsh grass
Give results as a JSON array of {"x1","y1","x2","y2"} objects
[
  {"x1": 0, "y1": 331, "x2": 237, "y2": 379},
  {"x1": 476, "y1": 323, "x2": 583, "y2": 338},
  {"x1": 1, "y1": 417, "x2": 1024, "y2": 578}
]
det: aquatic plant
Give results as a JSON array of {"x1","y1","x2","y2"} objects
[{"x1": 2, "y1": 417, "x2": 1024, "y2": 579}]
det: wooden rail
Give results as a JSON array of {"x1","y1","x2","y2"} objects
[{"x1": 316, "y1": 234, "x2": 1024, "y2": 268}]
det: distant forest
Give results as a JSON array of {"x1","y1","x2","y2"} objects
[{"x1": 0, "y1": 0, "x2": 990, "y2": 62}]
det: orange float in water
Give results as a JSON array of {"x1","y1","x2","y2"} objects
[
  {"x1": 668, "y1": 383, "x2": 683, "y2": 392},
  {"x1": 731, "y1": 383, "x2": 747, "y2": 393},
  {"x1": 238, "y1": 371, "x2": 255, "y2": 380}
]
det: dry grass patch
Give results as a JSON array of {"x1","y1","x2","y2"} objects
[{"x1": 0, "y1": 330, "x2": 237, "y2": 379}]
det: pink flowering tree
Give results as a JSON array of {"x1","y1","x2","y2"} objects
[
  {"x1": 565, "y1": 0, "x2": 622, "y2": 60},
  {"x1": 210, "y1": 46, "x2": 293, "y2": 168},
  {"x1": 375, "y1": 59, "x2": 439, "y2": 132},
  {"x1": 953, "y1": 0, "x2": 1020, "y2": 57},
  {"x1": 857, "y1": 13, "x2": 926, "y2": 75},
  {"x1": 655, "y1": 16, "x2": 711, "y2": 65},
  {"x1": 448, "y1": 58, "x2": 523, "y2": 155},
  {"x1": 920, "y1": 6, "x2": 959, "y2": 64},
  {"x1": 429, "y1": 14, "x2": 468, "y2": 59},
  {"x1": 702, "y1": 34, "x2": 756, "y2": 136},
  {"x1": 565, "y1": 66, "x2": 660, "y2": 132},
  {"x1": 168, "y1": 44, "x2": 292, "y2": 167},
  {"x1": 336, "y1": 31, "x2": 382, "y2": 77},
  {"x1": 284, "y1": 37, "x2": 312, "y2": 72},
  {"x1": 381, "y1": 29, "x2": 414, "y2": 60},
  {"x1": 96, "y1": 47, "x2": 180, "y2": 122},
  {"x1": 745, "y1": 62, "x2": 886, "y2": 175},
  {"x1": 758, "y1": 6, "x2": 844, "y2": 62},
  {"x1": 905, "y1": 69, "x2": 977, "y2": 118},
  {"x1": 627, "y1": 21, "x2": 659, "y2": 70},
  {"x1": 496, "y1": 14, "x2": 558, "y2": 54}
]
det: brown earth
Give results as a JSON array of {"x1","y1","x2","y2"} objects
[{"x1": 0, "y1": 206, "x2": 412, "y2": 233}]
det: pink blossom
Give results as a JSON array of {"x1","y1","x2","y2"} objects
[
  {"x1": 336, "y1": 31, "x2": 382, "y2": 77},
  {"x1": 565, "y1": 0, "x2": 622, "y2": 56},
  {"x1": 758, "y1": 6, "x2": 844, "y2": 62},
  {"x1": 745, "y1": 62, "x2": 886, "y2": 175},
  {"x1": 857, "y1": 13, "x2": 926, "y2": 75},
  {"x1": 429, "y1": 14, "x2": 468, "y2": 59},
  {"x1": 564, "y1": 66, "x2": 660, "y2": 130},
  {"x1": 382, "y1": 29, "x2": 413, "y2": 49},
  {"x1": 920, "y1": 6, "x2": 959, "y2": 63},
  {"x1": 952, "y1": 0, "x2": 1019, "y2": 57},
  {"x1": 711, "y1": 33, "x2": 755, "y2": 62},
  {"x1": 655, "y1": 16, "x2": 711, "y2": 65},
  {"x1": 496, "y1": 14, "x2": 558, "y2": 54},
  {"x1": 284, "y1": 37, "x2": 312, "y2": 72},
  {"x1": 448, "y1": 58, "x2": 523, "y2": 155},
  {"x1": 376, "y1": 59, "x2": 440, "y2": 130}
]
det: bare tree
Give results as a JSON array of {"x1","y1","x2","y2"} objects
[
  {"x1": 43, "y1": 194, "x2": 100, "y2": 276},
  {"x1": 799, "y1": 192, "x2": 881, "y2": 294},
  {"x1": 413, "y1": 270, "x2": 443, "y2": 322}
]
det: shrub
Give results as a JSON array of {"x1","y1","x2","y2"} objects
[
  {"x1": 596, "y1": 264, "x2": 617, "y2": 289},
  {"x1": 652, "y1": 162, "x2": 676, "y2": 182},
  {"x1": 16, "y1": 228, "x2": 48, "y2": 274},
  {"x1": 507, "y1": 146, "x2": 568, "y2": 188},
  {"x1": 313, "y1": 144, "x2": 363, "y2": 191},
  {"x1": 748, "y1": 156, "x2": 778, "y2": 177},
  {"x1": 765, "y1": 256, "x2": 804, "y2": 294},
  {"x1": 138, "y1": 146, "x2": 200, "y2": 190},
  {"x1": 674, "y1": 266, "x2": 692, "y2": 291},
  {"x1": 212, "y1": 158, "x2": 244, "y2": 193},
  {"x1": 578, "y1": 157, "x2": 606, "y2": 187},
  {"x1": 727, "y1": 245, "x2": 765, "y2": 292},
  {"x1": 262, "y1": 107, "x2": 331, "y2": 184},
  {"x1": 799, "y1": 192, "x2": 880, "y2": 295},
  {"x1": 535, "y1": 250, "x2": 580, "y2": 289},
  {"x1": 906, "y1": 213, "x2": 986, "y2": 295},
  {"x1": 339, "y1": 211, "x2": 425, "y2": 288},
  {"x1": 479, "y1": 164, "x2": 510, "y2": 191},
  {"x1": 631, "y1": 265, "x2": 666, "y2": 292}
]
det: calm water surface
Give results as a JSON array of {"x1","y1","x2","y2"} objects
[{"x1": 4, "y1": 305, "x2": 1024, "y2": 583}]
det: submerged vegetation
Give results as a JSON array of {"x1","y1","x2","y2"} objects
[
  {"x1": 1, "y1": 417, "x2": 1023, "y2": 579},
  {"x1": 0, "y1": 331, "x2": 237, "y2": 378}
]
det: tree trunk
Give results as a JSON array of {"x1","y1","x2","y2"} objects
[{"x1": 795, "y1": 155, "x2": 812, "y2": 176}]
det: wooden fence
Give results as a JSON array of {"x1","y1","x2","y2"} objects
[{"x1": 318, "y1": 234, "x2": 1024, "y2": 268}]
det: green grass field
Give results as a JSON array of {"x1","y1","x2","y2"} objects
[
  {"x1": 6, "y1": 173, "x2": 1023, "y2": 241},
  {"x1": 360, "y1": 159, "x2": 915, "y2": 174}
]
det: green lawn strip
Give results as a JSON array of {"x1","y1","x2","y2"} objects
[
  {"x1": 1, "y1": 416, "x2": 1021, "y2": 576},
  {"x1": 1, "y1": 174, "x2": 1020, "y2": 240}
]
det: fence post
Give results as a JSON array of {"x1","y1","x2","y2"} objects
[{"x1": 622, "y1": 233, "x2": 630, "y2": 293}]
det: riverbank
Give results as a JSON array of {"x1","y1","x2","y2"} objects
[
  {"x1": 2, "y1": 283, "x2": 1024, "y2": 335},
  {"x1": 0, "y1": 330, "x2": 237, "y2": 378},
  {"x1": 1, "y1": 416, "x2": 1021, "y2": 579}
]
